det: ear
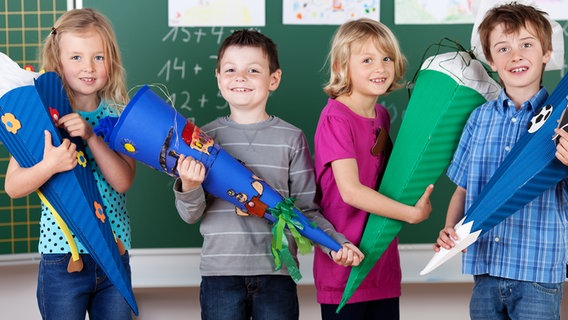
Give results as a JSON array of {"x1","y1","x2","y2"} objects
[
  {"x1": 269, "y1": 69, "x2": 282, "y2": 91},
  {"x1": 542, "y1": 49, "x2": 552, "y2": 64},
  {"x1": 487, "y1": 58, "x2": 497, "y2": 72},
  {"x1": 215, "y1": 68, "x2": 221, "y2": 86}
]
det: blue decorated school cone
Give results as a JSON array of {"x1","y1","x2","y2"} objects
[
  {"x1": 421, "y1": 72, "x2": 568, "y2": 275},
  {"x1": 95, "y1": 85, "x2": 342, "y2": 282},
  {"x1": 0, "y1": 72, "x2": 138, "y2": 315}
]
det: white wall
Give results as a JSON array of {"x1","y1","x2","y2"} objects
[{"x1": 1, "y1": 247, "x2": 566, "y2": 319}]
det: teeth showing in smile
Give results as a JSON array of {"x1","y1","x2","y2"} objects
[
  {"x1": 232, "y1": 88, "x2": 249, "y2": 92},
  {"x1": 511, "y1": 67, "x2": 527, "y2": 73},
  {"x1": 371, "y1": 78, "x2": 385, "y2": 83}
]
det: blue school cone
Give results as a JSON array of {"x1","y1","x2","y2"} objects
[
  {"x1": 421, "y1": 72, "x2": 568, "y2": 275},
  {"x1": 0, "y1": 72, "x2": 138, "y2": 315},
  {"x1": 95, "y1": 85, "x2": 342, "y2": 282},
  {"x1": 338, "y1": 51, "x2": 500, "y2": 311}
]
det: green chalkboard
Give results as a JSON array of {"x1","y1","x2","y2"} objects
[{"x1": 3, "y1": 0, "x2": 567, "y2": 252}]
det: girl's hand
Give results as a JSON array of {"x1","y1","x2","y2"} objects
[
  {"x1": 554, "y1": 128, "x2": 568, "y2": 165},
  {"x1": 176, "y1": 154, "x2": 206, "y2": 192},
  {"x1": 42, "y1": 130, "x2": 77, "y2": 174},
  {"x1": 58, "y1": 113, "x2": 94, "y2": 142},
  {"x1": 407, "y1": 184, "x2": 434, "y2": 224},
  {"x1": 331, "y1": 242, "x2": 365, "y2": 267}
]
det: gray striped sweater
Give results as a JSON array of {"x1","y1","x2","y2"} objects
[{"x1": 173, "y1": 115, "x2": 347, "y2": 276}]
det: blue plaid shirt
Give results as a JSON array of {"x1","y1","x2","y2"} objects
[{"x1": 447, "y1": 88, "x2": 568, "y2": 283}]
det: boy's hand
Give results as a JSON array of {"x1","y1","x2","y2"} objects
[
  {"x1": 177, "y1": 154, "x2": 206, "y2": 192},
  {"x1": 42, "y1": 130, "x2": 77, "y2": 174},
  {"x1": 554, "y1": 127, "x2": 568, "y2": 165},
  {"x1": 331, "y1": 242, "x2": 365, "y2": 267},
  {"x1": 58, "y1": 113, "x2": 94, "y2": 142},
  {"x1": 433, "y1": 226, "x2": 465, "y2": 253}
]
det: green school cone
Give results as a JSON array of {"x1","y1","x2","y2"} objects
[{"x1": 337, "y1": 50, "x2": 499, "y2": 312}]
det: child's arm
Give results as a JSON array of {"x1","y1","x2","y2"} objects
[
  {"x1": 331, "y1": 158, "x2": 433, "y2": 224},
  {"x1": 554, "y1": 127, "x2": 568, "y2": 166},
  {"x1": 173, "y1": 154, "x2": 207, "y2": 224},
  {"x1": 433, "y1": 186, "x2": 466, "y2": 252},
  {"x1": 58, "y1": 113, "x2": 136, "y2": 193},
  {"x1": 4, "y1": 130, "x2": 77, "y2": 198}
]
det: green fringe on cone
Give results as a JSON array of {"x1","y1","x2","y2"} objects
[{"x1": 269, "y1": 198, "x2": 313, "y2": 283}]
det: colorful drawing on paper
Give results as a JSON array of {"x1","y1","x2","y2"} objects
[
  {"x1": 395, "y1": 0, "x2": 474, "y2": 24},
  {"x1": 395, "y1": 0, "x2": 568, "y2": 25},
  {"x1": 283, "y1": 0, "x2": 380, "y2": 25},
  {"x1": 168, "y1": 0, "x2": 265, "y2": 27}
]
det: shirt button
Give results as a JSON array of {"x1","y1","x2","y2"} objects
[
  {"x1": 505, "y1": 146, "x2": 511, "y2": 152},
  {"x1": 511, "y1": 117, "x2": 517, "y2": 123},
  {"x1": 494, "y1": 237, "x2": 500, "y2": 242}
]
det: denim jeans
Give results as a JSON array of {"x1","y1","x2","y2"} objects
[
  {"x1": 470, "y1": 274, "x2": 562, "y2": 320},
  {"x1": 37, "y1": 252, "x2": 133, "y2": 320},
  {"x1": 200, "y1": 275, "x2": 299, "y2": 320}
]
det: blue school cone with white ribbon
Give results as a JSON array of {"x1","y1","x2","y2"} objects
[
  {"x1": 95, "y1": 85, "x2": 342, "y2": 282},
  {"x1": 421, "y1": 72, "x2": 568, "y2": 275},
  {"x1": 0, "y1": 72, "x2": 138, "y2": 315}
]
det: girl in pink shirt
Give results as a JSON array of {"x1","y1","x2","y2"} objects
[{"x1": 313, "y1": 18, "x2": 434, "y2": 320}]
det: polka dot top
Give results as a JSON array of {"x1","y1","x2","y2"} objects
[{"x1": 38, "y1": 101, "x2": 132, "y2": 254}]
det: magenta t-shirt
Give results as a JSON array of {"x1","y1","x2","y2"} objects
[{"x1": 313, "y1": 98, "x2": 401, "y2": 305}]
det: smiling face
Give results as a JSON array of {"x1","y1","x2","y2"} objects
[
  {"x1": 215, "y1": 45, "x2": 281, "y2": 117},
  {"x1": 347, "y1": 37, "x2": 395, "y2": 101},
  {"x1": 58, "y1": 28, "x2": 108, "y2": 111},
  {"x1": 487, "y1": 23, "x2": 551, "y2": 98}
]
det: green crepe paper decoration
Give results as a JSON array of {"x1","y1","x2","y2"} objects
[
  {"x1": 269, "y1": 197, "x2": 314, "y2": 282},
  {"x1": 337, "y1": 51, "x2": 500, "y2": 311}
]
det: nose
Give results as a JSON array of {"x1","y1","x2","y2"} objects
[
  {"x1": 234, "y1": 70, "x2": 246, "y2": 82},
  {"x1": 83, "y1": 59, "x2": 95, "y2": 72},
  {"x1": 510, "y1": 47, "x2": 523, "y2": 62},
  {"x1": 375, "y1": 60, "x2": 386, "y2": 72}
]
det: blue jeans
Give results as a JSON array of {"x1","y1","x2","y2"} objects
[
  {"x1": 200, "y1": 275, "x2": 299, "y2": 320},
  {"x1": 37, "y1": 252, "x2": 133, "y2": 320},
  {"x1": 470, "y1": 274, "x2": 562, "y2": 320}
]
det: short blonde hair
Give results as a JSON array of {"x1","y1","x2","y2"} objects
[
  {"x1": 324, "y1": 18, "x2": 407, "y2": 99},
  {"x1": 41, "y1": 8, "x2": 128, "y2": 109}
]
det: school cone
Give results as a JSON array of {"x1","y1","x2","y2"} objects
[
  {"x1": 95, "y1": 85, "x2": 342, "y2": 282},
  {"x1": 338, "y1": 51, "x2": 500, "y2": 312},
  {"x1": 421, "y1": 72, "x2": 568, "y2": 275},
  {"x1": 0, "y1": 72, "x2": 138, "y2": 315}
]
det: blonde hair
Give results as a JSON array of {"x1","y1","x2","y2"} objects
[
  {"x1": 41, "y1": 8, "x2": 128, "y2": 109},
  {"x1": 324, "y1": 18, "x2": 407, "y2": 99}
]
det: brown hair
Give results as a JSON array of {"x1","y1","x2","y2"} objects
[
  {"x1": 216, "y1": 29, "x2": 280, "y2": 74},
  {"x1": 41, "y1": 8, "x2": 128, "y2": 109},
  {"x1": 477, "y1": 2, "x2": 552, "y2": 64}
]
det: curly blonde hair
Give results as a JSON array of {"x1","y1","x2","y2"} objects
[
  {"x1": 41, "y1": 8, "x2": 128, "y2": 109},
  {"x1": 324, "y1": 18, "x2": 407, "y2": 99}
]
